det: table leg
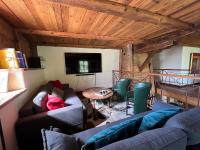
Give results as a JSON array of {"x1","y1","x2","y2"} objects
[
  {"x1": 92, "y1": 99, "x2": 97, "y2": 120},
  {"x1": 108, "y1": 97, "x2": 111, "y2": 108}
]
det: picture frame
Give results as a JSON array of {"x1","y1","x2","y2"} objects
[{"x1": 189, "y1": 53, "x2": 200, "y2": 74}]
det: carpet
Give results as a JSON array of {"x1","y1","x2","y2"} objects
[{"x1": 81, "y1": 98, "x2": 134, "y2": 127}]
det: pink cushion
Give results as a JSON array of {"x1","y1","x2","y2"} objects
[
  {"x1": 47, "y1": 94, "x2": 65, "y2": 110},
  {"x1": 52, "y1": 80, "x2": 63, "y2": 90}
]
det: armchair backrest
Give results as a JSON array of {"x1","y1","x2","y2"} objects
[
  {"x1": 134, "y1": 82, "x2": 152, "y2": 114},
  {"x1": 115, "y1": 78, "x2": 132, "y2": 98}
]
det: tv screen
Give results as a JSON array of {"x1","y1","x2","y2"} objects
[{"x1": 65, "y1": 53, "x2": 102, "y2": 74}]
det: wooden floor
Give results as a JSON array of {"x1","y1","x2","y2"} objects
[{"x1": 156, "y1": 83, "x2": 200, "y2": 107}]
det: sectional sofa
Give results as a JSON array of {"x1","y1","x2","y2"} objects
[
  {"x1": 42, "y1": 101, "x2": 200, "y2": 150},
  {"x1": 15, "y1": 81, "x2": 87, "y2": 150}
]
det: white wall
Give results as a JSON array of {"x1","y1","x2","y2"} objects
[
  {"x1": 37, "y1": 46, "x2": 120, "y2": 91},
  {"x1": 152, "y1": 46, "x2": 200, "y2": 86},
  {"x1": 153, "y1": 46, "x2": 183, "y2": 69},
  {"x1": 0, "y1": 69, "x2": 45, "y2": 150}
]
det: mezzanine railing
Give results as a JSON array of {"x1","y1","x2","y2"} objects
[{"x1": 112, "y1": 70, "x2": 200, "y2": 108}]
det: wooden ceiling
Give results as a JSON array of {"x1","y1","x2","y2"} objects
[{"x1": 0, "y1": 0, "x2": 200, "y2": 52}]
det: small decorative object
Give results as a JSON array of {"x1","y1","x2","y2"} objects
[
  {"x1": 100, "y1": 89, "x2": 110, "y2": 96},
  {"x1": 0, "y1": 48, "x2": 19, "y2": 69}
]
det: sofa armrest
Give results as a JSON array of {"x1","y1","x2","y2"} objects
[
  {"x1": 16, "y1": 105, "x2": 83, "y2": 150},
  {"x1": 17, "y1": 105, "x2": 83, "y2": 131}
]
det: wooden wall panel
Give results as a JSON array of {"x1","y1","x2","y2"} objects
[
  {"x1": 0, "y1": 17, "x2": 31, "y2": 57},
  {"x1": 17, "y1": 34, "x2": 31, "y2": 58},
  {"x1": 0, "y1": 17, "x2": 15, "y2": 48}
]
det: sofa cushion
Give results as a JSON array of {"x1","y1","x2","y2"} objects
[
  {"x1": 33, "y1": 91, "x2": 48, "y2": 113},
  {"x1": 46, "y1": 94, "x2": 65, "y2": 110},
  {"x1": 139, "y1": 108, "x2": 182, "y2": 133},
  {"x1": 82, "y1": 117, "x2": 143, "y2": 150},
  {"x1": 41, "y1": 129, "x2": 79, "y2": 150},
  {"x1": 65, "y1": 96, "x2": 84, "y2": 107},
  {"x1": 98, "y1": 127, "x2": 187, "y2": 150},
  {"x1": 41, "y1": 82, "x2": 54, "y2": 94},
  {"x1": 74, "y1": 111, "x2": 151, "y2": 149},
  {"x1": 164, "y1": 107, "x2": 200, "y2": 146},
  {"x1": 51, "y1": 80, "x2": 63, "y2": 90},
  {"x1": 52, "y1": 87, "x2": 64, "y2": 99},
  {"x1": 152, "y1": 100, "x2": 182, "y2": 111}
]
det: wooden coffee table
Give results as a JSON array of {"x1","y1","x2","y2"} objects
[{"x1": 82, "y1": 87, "x2": 113, "y2": 119}]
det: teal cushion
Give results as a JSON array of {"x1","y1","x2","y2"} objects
[
  {"x1": 139, "y1": 108, "x2": 182, "y2": 133},
  {"x1": 82, "y1": 117, "x2": 143, "y2": 150}
]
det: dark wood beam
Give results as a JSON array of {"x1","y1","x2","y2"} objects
[
  {"x1": 135, "y1": 24, "x2": 200, "y2": 53},
  {"x1": 138, "y1": 52, "x2": 156, "y2": 72},
  {"x1": 36, "y1": 42, "x2": 121, "y2": 49},
  {"x1": 30, "y1": 43, "x2": 38, "y2": 57},
  {"x1": 14, "y1": 29, "x2": 20, "y2": 51},
  {"x1": 16, "y1": 29, "x2": 140, "y2": 43},
  {"x1": 47, "y1": 0, "x2": 193, "y2": 29},
  {"x1": 135, "y1": 41, "x2": 174, "y2": 53}
]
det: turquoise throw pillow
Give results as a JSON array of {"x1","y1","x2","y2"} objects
[
  {"x1": 82, "y1": 117, "x2": 143, "y2": 150},
  {"x1": 139, "y1": 108, "x2": 182, "y2": 133}
]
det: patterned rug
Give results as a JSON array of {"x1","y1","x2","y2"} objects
[{"x1": 81, "y1": 98, "x2": 134, "y2": 128}]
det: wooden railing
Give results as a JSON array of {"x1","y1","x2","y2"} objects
[
  {"x1": 153, "y1": 69, "x2": 200, "y2": 86},
  {"x1": 112, "y1": 70, "x2": 200, "y2": 84},
  {"x1": 112, "y1": 70, "x2": 200, "y2": 107}
]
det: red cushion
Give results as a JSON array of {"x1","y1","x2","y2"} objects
[
  {"x1": 47, "y1": 94, "x2": 65, "y2": 110},
  {"x1": 52, "y1": 80, "x2": 63, "y2": 89}
]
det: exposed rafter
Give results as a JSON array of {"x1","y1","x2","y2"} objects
[
  {"x1": 47, "y1": 0, "x2": 193, "y2": 29},
  {"x1": 144, "y1": 25, "x2": 200, "y2": 44},
  {"x1": 138, "y1": 52, "x2": 156, "y2": 72},
  {"x1": 36, "y1": 42, "x2": 121, "y2": 49},
  {"x1": 135, "y1": 24, "x2": 200, "y2": 53},
  {"x1": 135, "y1": 41, "x2": 175, "y2": 53},
  {"x1": 16, "y1": 29, "x2": 140, "y2": 43}
]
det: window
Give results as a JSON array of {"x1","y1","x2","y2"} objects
[{"x1": 79, "y1": 60, "x2": 89, "y2": 73}]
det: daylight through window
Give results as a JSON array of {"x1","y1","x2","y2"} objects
[{"x1": 79, "y1": 60, "x2": 89, "y2": 73}]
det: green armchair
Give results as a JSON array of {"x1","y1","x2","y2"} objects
[
  {"x1": 126, "y1": 82, "x2": 152, "y2": 115},
  {"x1": 113, "y1": 78, "x2": 132, "y2": 101}
]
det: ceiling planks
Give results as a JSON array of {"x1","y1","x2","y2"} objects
[
  {"x1": 16, "y1": 28, "x2": 140, "y2": 43},
  {"x1": 0, "y1": 0, "x2": 199, "y2": 51},
  {"x1": 47, "y1": 0, "x2": 193, "y2": 29}
]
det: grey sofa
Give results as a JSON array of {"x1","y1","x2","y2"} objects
[
  {"x1": 44, "y1": 100, "x2": 200, "y2": 150},
  {"x1": 15, "y1": 81, "x2": 87, "y2": 150}
]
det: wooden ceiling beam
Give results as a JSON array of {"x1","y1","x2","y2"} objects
[
  {"x1": 16, "y1": 29, "x2": 140, "y2": 43},
  {"x1": 36, "y1": 42, "x2": 121, "y2": 49},
  {"x1": 144, "y1": 28, "x2": 200, "y2": 44},
  {"x1": 138, "y1": 52, "x2": 156, "y2": 72},
  {"x1": 47, "y1": 0, "x2": 193, "y2": 29},
  {"x1": 135, "y1": 41, "x2": 175, "y2": 53},
  {"x1": 135, "y1": 24, "x2": 200, "y2": 53}
]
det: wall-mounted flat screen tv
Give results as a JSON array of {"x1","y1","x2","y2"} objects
[{"x1": 65, "y1": 53, "x2": 102, "y2": 74}]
